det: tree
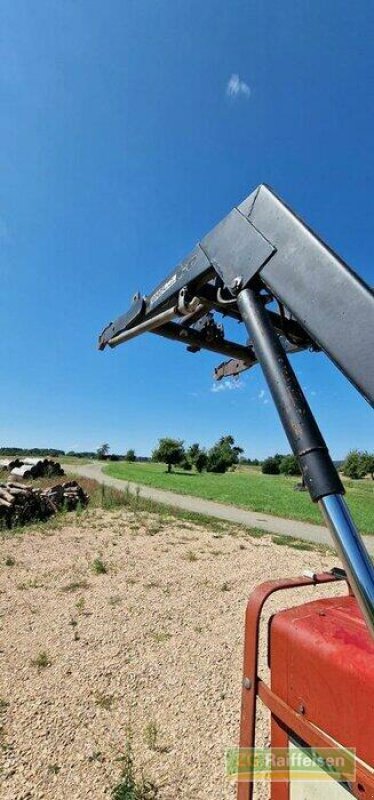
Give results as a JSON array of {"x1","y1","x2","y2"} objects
[
  {"x1": 279, "y1": 454, "x2": 301, "y2": 476},
  {"x1": 187, "y1": 443, "x2": 208, "y2": 473},
  {"x1": 343, "y1": 450, "x2": 368, "y2": 480},
  {"x1": 262, "y1": 456, "x2": 280, "y2": 475},
  {"x1": 207, "y1": 435, "x2": 244, "y2": 474},
  {"x1": 363, "y1": 453, "x2": 374, "y2": 480},
  {"x1": 97, "y1": 443, "x2": 110, "y2": 459},
  {"x1": 124, "y1": 449, "x2": 136, "y2": 462},
  {"x1": 152, "y1": 438, "x2": 185, "y2": 473}
]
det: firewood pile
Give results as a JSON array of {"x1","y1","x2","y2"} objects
[
  {"x1": 0, "y1": 480, "x2": 89, "y2": 529},
  {"x1": 0, "y1": 458, "x2": 65, "y2": 479}
]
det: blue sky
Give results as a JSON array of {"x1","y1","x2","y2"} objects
[{"x1": 1, "y1": 0, "x2": 373, "y2": 458}]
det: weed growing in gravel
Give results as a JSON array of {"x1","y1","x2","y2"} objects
[
  {"x1": 92, "y1": 557, "x2": 108, "y2": 575},
  {"x1": 88, "y1": 750, "x2": 104, "y2": 763},
  {"x1": 75, "y1": 596, "x2": 86, "y2": 613},
  {"x1": 144, "y1": 721, "x2": 158, "y2": 751},
  {"x1": 220, "y1": 582, "x2": 231, "y2": 592},
  {"x1": 112, "y1": 734, "x2": 158, "y2": 800},
  {"x1": 5, "y1": 556, "x2": 15, "y2": 566},
  {"x1": 151, "y1": 631, "x2": 171, "y2": 644},
  {"x1": 109, "y1": 595, "x2": 122, "y2": 606},
  {"x1": 271, "y1": 534, "x2": 328, "y2": 553},
  {"x1": 47, "y1": 763, "x2": 61, "y2": 775},
  {"x1": 61, "y1": 579, "x2": 90, "y2": 593},
  {"x1": 95, "y1": 692, "x2": 114, "y2": 710},
  {"x1": 185, "y1": 550, "x2": 198, "y2": 562},
  {"x1": 31, "y1": 651, "x2": 51, "y2": 669},
  {"x1": 17, "y1": 578, "x2": 44, "y2": 590}
]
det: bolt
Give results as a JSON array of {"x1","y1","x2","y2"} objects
[
  {"x1": 243, "y1": 677, "x2": 252, "y2": 690},
  {"x1": 230, "y1": 276, "x2": 243, "y2": 293}
]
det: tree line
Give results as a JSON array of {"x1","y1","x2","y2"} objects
[
  {"x1": 260, "y1": 449, "x2": 374, "y2": 480},
  {"x1": 151, "y1": 436, "x2": 243, "y2": 474}
]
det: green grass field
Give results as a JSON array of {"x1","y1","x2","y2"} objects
[{"x1": 104, "y1": 462, "x2": 374, "y2": 534}]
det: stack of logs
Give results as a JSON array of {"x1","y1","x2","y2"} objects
[
  {"x1": 0, "y1": 458, "x2": 65, "y2": 480},
  {"x1": 0, "y1": 480, "x2": 89, "y2": 529}
]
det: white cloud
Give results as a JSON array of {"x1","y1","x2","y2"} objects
[
  {"x1": 258, "y1": 389, "x2": 269, "y2": 405},
  {"x1": 226, "y1": 73, "x2": 251, "y2": 99},
  {"x1": 211, "y1": 378, "x2": 244, "y2": 393}
]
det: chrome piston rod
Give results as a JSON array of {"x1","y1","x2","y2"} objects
[
  {"x1": 108, "y1": 297, "x2": 205, "y2": 348},
  {"x1": 320, "y1": 494, "x2": 374, "y2": 634},
  {"x1": 237, "y1": 286, "x2": 374, "y2": 638}
]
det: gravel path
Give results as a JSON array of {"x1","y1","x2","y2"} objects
[
  {"x1": 69, "y1": 463, "x2": 374, "y2": 555},
  {"x1": 0, "y1": 506, "x2": 343, "y2": 799}
]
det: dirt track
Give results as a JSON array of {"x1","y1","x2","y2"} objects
[
  {"x1": 70, "y1": 463, "x2": 374, "y2": 554},
  {"x1": 1, "y1": 507, "x2": 341, "y2": 799}
]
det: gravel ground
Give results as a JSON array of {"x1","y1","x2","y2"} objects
[{"x1": 0, "y1": 508, "x2": 342, "y2": 799}]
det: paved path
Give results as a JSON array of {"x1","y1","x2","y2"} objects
[{"x1": 70, "y1": 463, "x2": 374, "y2": 555}]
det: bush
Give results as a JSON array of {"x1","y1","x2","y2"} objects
[
  {"x1": 279, "y1": 455, "x2": 301, "y2": 476},
  {"x1": 261, "y1": 457, "x2": 280, "y2": 475}
]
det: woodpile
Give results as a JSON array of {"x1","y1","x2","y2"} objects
[
  {"x1": 0, "y1": 458, "x2": 65, "y2": 479},
  {"x1": 0, "y1": 480, "x2": 89, "y2": 529}
]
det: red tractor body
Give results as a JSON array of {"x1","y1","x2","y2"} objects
[{"x1": 237, "y1": 575, "x2": 374, "y2": 799}]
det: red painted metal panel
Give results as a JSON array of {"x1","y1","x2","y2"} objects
[{"x1": 270, "y1": 596, "x2": 374, "y2": 768}]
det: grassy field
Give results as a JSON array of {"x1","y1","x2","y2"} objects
[{"x1": 104, "y1": 462, "x2": 374, "y2": 534}]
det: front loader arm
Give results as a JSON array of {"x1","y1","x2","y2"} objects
[
  {"x1": 98, "y1": 183, "x2": 374, "y2": 637},
  {"x1": 99, "y1": 184, "x2": 373, "y2": 406}
]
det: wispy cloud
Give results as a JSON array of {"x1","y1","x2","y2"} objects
[
  {"x1": 211, "y1": 378, "x2": 245, "y2": 393},
  {"x1": 258, "y1": 389, "x2": 269, "y2": 405},
  {"x1": 226, "y1": 73, "x2": 251, "y2": 99}
]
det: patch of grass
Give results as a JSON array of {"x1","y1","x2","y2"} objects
[
  {"x1": 47, "y1": 763, "x2": 61, "y2": 775},
  {"x1": 88, "y1": 750, "x2": 104, "y2": 763},
  {"x1": 95, "y1": 692, "x2": 114, "y2": 710},
  {"x1": 112, "y1": 734, "x2": 158, "y2": 800},
  {"x1": 61, "y1": 579, "x2": 90, "y2": 593},
  {"x1": 271, "y1": 534, "x2": 330, "y2": 553},
  {"x1": 92, "y1": 557, "x2": 108, "y2": 575},
  {"x1": 109, "y1": 595, "x2": 122, "y2": 606},
  {"x1": 105, "y1": 461, "x2": 374, "y2": 534},
  {"x1": 144, "y1": 721, "x2": 158, "y2": 751},
  {"x1": 184, "y1": 550, "x2": 198, "y2": 562},
  {"x1": 151, "y1": 631, "x2": 171, "y2": 644},
  {"x1": 75, "y1": 596, "x2": 86, "y2": 612},
  {"x1": 5, "y1": 556, "x2": 15, "y2": 566},
  {"x1": 31, "y1": 650, "x2": 51, "y2": 669},
  {"x1": 17, "y1": 578, "x2": 45, "y2": 590}
]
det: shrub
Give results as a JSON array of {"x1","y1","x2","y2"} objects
[
  {"x1": 262, "y1": 457, "x2": 280, "y2": 475},
  {"x1": 279, "y1": 455, "x2": 301, "y2": 476}
]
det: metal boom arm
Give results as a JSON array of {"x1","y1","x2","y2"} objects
[{"x1": 98, "y1": 184, "x2": 374, "y2": 636}]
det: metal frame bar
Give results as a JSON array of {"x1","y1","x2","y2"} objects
[{"x1": 236, "y1": 574, "x2": 374, "y2": 800}]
